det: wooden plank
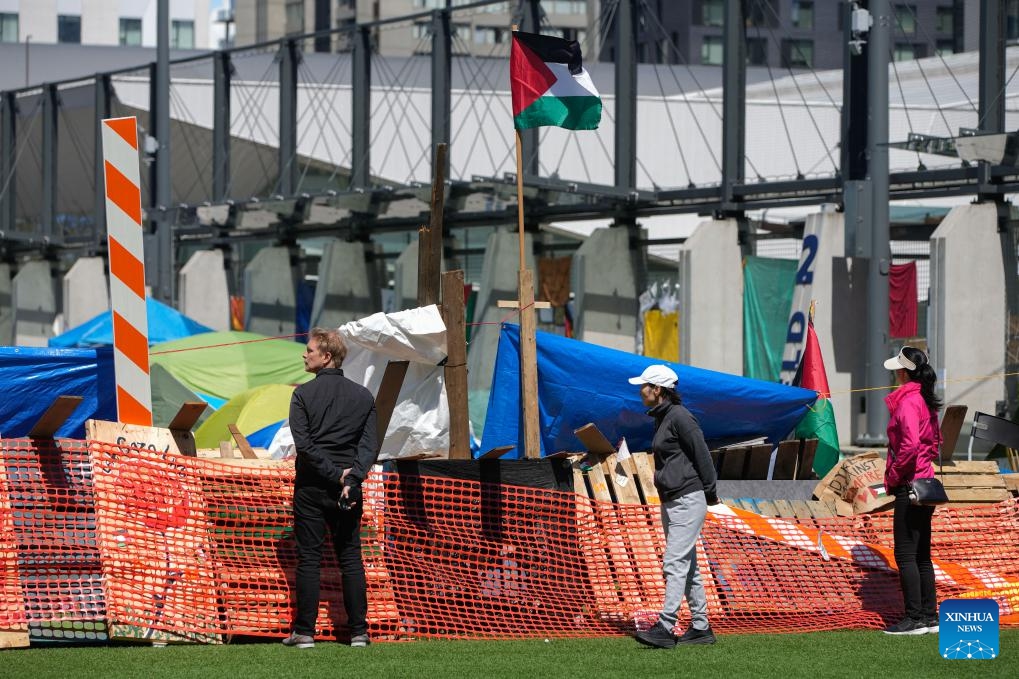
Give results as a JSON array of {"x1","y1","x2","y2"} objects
[
  {"x1": 772, "y1": 499, "x2": 799, "y2": 518},
  {"x1": 0, "y1": 631, "x2": 29, "y2": 649},
  {"x1": 940, "y1": 461, "x2": 1000, "y2": 473},
  {"x1": 28, "y1": 395, "x2": 84, "y2": 438},
  {"x1": 1003, "y1": 475, "x2": 1019, "y2": 493},
  {"x1": 602, "y1": 454, "x2": 642, "y2": 504},
  {"x1": 744, "y1": 445, "x2": 772, "y2": 480},
  {"x1": 497, "y1": 299, "x2": 551, "y2": 309},
  {"x1": 630, "y1": 452, "x2": 660, "y2": 504},
  {"x1": 573, "y1": 423, "x2": 616, "y2": 455},
  {"x1": 755, "y1": 499, "x2": 780, "y2": 516},
  {"x1": 417, "y1": 142, "x2": 445, "y2": 307},
  {"x1": 167, "y1": 401, "x2": 208, "y2": 432},
  {"x1": 810, "y1": 500, "x2": 836, "y2": 518},
  {"x1": 584, "y1": 463, "x2": 614, "y2": 502},
  {"x1": 374, "y1": 360, "x2": 410, "y2": 453},
  {"x1": 709, "y1": 449, "x2": 721, "y2": 471},
  {"x1": 479, "y1": 445, "x2": 513, "y2": 459},
  {"x1": 946, "y1": 488, "x2": 1010, "y2": 502},
  {"x1": 772, "y1": 440, "x2": 799, "y2": 480},
  {"x1": 441, "y1": 269, "x2": 471, "y2": 460},
  {"x1": 218, "y1": 441, "x2": 234, "y2": 459},
  {"x1": 796, "y1": 439, "x2": 819, "y2": 480},
  {"x1": 939, "y1": 474, "x2": 1006, "y2": 489},
  {"x1": 86, "y1": 419, "x2": 197, "y2": 457},
  {"x1": 227, "y1": 425, "x2": 258, "y2": 459},
  {"x1": 571, "y1": 461, "x2": 588, "y2": 496},
  {"x1": 939, "y1": 404, "x2": 967, "y2": 461},
  {"x1": 788, "y1": 500, "x2": 815, "y2": 520},
  {"x1": 718, "y1": 447, "x2": 748, "y2": 480}
]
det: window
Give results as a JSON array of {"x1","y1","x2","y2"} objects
[
  {"x1": 474, "y1": 27, "x2": 504, "y2": 44},
  {"x1": 894, "y1": 42, "x2": 926, "y2": 60},
  {"x1": 0, "y1": 13, "x2": 17, "y2": 43},
  {"x1": 747, "y1": 37, "x2": 767, "y2": 65},
  {"x1": 792, "y1": 1, "x2": 813, "y2": 30},
  {"x1": 895, "y1": 5, "x2": 917, "y2": 35},
  {"x1": 746, "y1": 0, "x2": 778, "y2": 28},
  {"x1": 701, "y1": 35, "x2": 723, "y2": 65},
  {"x1": 782, "y1": 39, "x2": 813, "y2": 68},
  {"x1": 551, "y1": 1, "x2": 586, "y2": 14},
  {"x1": 171, "y1": 20, "x2": 195, "y2": 49},
  {"x1": 935, "y1": 6, "x2": 954, "y2": 34},
  {"x1": 936, "y1": 39, "x2": 955, "y2": 56},
  {"x1": 58, "y1": 15, "x2": 81, "y2": 43},
  {"x1": 119, "y1": 18, "x2": 142, "y2": 46},
  {"x1": 412, "y1": 22, "x2": 430, "y2": 40},
  {"x1": 701, "y1": 0, "x2": 723, "y2": 27},
  {"x1": 285, "y1": 0, "x2": 304, "y2": 35},
  {"x1": 1009, "y1": 0, "x2": 1019, "y2": 42}
]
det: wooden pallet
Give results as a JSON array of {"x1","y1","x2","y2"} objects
[
  {"x1": 712, "y1": 439, "x2": 819, "y2": 481},
  {"x1": 936, "y1": 460, "x2": 1010, "y2": 504},
  {"x1": 724, "y1": 497, "x2": 838, "y2": 519}
]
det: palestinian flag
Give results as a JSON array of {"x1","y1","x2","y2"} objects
[
  {"x1": 793, "y1": 309, "x2": 842, "y2": 477},
  {"x1": 510, "y1": 31, "x2": 602, "y2": 131}
]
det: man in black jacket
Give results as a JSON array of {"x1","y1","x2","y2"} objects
[{"x1": 282, "y1": 327, "x2": 377, "y2": 649}]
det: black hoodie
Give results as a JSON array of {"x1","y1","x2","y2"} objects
[{"x1": 647, "y1": 400, "x2": 718, "y2": 502}]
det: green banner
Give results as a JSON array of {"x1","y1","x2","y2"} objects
[{"x1": 743, "y1": 256, "x2": 796, "y2": 382}]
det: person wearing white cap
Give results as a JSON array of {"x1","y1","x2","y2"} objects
[
  {"x1": 628, "y1": 364, "x2": 719, "y2": 649},
  {"x1": 881, "y1": 346, "x2": 942, "y2": 636}
]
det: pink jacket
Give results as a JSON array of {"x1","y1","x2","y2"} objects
[{"x1": 884, "y1": 381, "x2": 941, "y2": 491}]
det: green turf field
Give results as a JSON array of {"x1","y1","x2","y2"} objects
[{"x1": 1, "y1": 631, "x2": 1016, "y2": 679}]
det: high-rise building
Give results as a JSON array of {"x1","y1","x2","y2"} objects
[
  {"x1": 0, "y1": 0, "x2": 211, "y2": 49},
  {"x1": 235, "y1": 0, "x2": 599, "y2": 57}
]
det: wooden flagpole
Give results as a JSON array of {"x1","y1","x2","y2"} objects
[{"x1": 515, "y1": 127, "x2": 541, "y2": 459}]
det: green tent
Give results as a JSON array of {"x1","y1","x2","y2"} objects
[
  {"x1": 194, "y1": 383, "x2": 296, "y2": 449},
  {"x1": 151, "y1": 363, "x2": 214, "y2": 429},
  {"x1": 150, "y1": 331, "x2": 312, "y2": 401}
]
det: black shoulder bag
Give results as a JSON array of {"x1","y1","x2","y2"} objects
[{"x1": 889, "y1": 438, "x2": 949, "y2": 506}]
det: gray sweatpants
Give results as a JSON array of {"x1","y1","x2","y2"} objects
[{"x1": 658, "y1": 490, "x2": 709, "y2": 632}]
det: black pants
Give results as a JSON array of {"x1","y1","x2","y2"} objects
[
  {"x1": 891, "y1": 485, "x2": 937, "y2": 621},
  {"x1": 292, "y1": 484, "x2": 368, "y2": 636}
]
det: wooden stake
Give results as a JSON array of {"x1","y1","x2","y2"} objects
[
  {"x1": 518, "y1": 268, "x2": 540, "y2": 458},
  {"x1": 417, "y1": 143, "x2": 446, "y2": 307},
  {"x1": 441, "y1": 270, "x2": 471, "y2": 459}
]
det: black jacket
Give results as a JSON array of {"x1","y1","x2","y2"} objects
[
  {"x1": 290, "y1": 367, "x2": 378, "y2": 489},
  {"x1": 648, "y1": 400, "x2": 718, "y2": 502}
]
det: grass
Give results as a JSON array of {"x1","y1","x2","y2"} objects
[{"x1": 1, "y1": 631, "x2": 1017, "y2": 679}]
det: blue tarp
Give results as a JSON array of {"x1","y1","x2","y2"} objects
[
  {"x1": 48, "y1": 297, "x2": 212, "y2": 348},
  {"x1": 479, "y1": 325, "x2": 819, "y2": 459},
  {"x1": 0, "y1": 347, "x2": 118, "y2": 438}
]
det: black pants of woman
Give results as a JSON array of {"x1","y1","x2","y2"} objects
[{"x1": 891, "y1": 485, "x2": 937, "y2": 622}]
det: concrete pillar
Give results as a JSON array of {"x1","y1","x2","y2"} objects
[
  {"x1": 466, "y1": 228, "x2": 536, "y2": 435},
  {"x1": 12, "y1": 260, "x2": 57, "y2": 347},
  {"x1": 678, "y1": 219, "x2": 743, "y2": 374},
  {"x1": 929, "y1": 203, "x2": 1011, "y2": 426},
  {"x1": 572, "y1": 227, "x2": 639, "y2": 353},
  {"x1": 777, "y1": 210, "x2": 861, "y2": 446},
  {"x1": 310, "y1": 239, "x2": 382, "y2": 329},
  {"x1": 243, "y1": 246, "x2": 296, "y2": 337},
  {"x1": 179, "y1": 250, "x2": 230, "y2": 331},
  {"x1": 0, "y1": 263, "x2": 11, "y2": 345},
  {"x1": 63, "y1": 257, "x2": 109, "y2": 330}
]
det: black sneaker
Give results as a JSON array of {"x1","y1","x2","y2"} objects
[
  {"x1": 350, "y1": 633, "x2": 370, "y2": 648},
  {"x1": 883, "y1": 618, "x2": 926, "y2": 636},
  {"x1": 634, "y1": 622, "x2": 677, "y2": 649},
  {"x1": 923, "y1": 617, "x2": 939, "y2": 634},
  {"x1": 281, "y1": 632, "x2": 315, "y2": 648},
  {"x1": 676, "y1": 625, "x2": 717, "y2": 645}
]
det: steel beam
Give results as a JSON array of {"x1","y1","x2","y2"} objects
[
  {"x1": 351, "y1": 26, "x2": 371, "y2": 190},
  {"x1": 614, "y1": 0, "x2": 636, "y2": 192},
  {"x1": 979, "y1": 0, "x2": 1005, "y2": 134},
  {"x1": 279, "y1": 38, "x2": 300, "y2": 196},
  {"x1": 431, "y1": 10, "x2": 451, "y2": 180},
  {"x1": 0, "y1": 92, "x2": 15, "y2": 235},
  {"x1": 41, "y1": 84, "x2": 58, "y2": 244},
  {"x1": 213, "y1": 51, "x2": 232, "y2": 201},
  {"x1": 721, "y1": 0, "x2": 745, "y2": 211},
  {"x1": 93, "y1": 74, "x2": 111, "y2": 242}
]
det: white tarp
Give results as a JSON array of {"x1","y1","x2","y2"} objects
[{"x1": 338, "y1": 305, "x2": 449, "y2": 459}]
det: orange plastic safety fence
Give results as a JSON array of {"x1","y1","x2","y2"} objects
[{"x1": 2, "y1": 439, "x2": 1019, "y2": 645}]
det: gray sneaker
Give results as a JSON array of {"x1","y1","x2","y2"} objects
[
  {"x1": 281, "y1": 632, "x2": 315, "y2": 649},
  {"x1": 350, "y1": 633, "x2": 370, "y2": 648}
]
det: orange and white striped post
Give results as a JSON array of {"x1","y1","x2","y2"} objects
[{"x1": 101, "y1": 116, "x2": 152, "y2": 426}]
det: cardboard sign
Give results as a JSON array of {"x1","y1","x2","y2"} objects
[
  {"x1": 86, "y1": 419, "x2": 197, "y2": 458},
  {"x1": 812, "y1": 451, "x2": 893, "y2": 515}
]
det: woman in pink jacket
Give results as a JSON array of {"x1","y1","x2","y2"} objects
[{"x1": 882, "y1": 346, "x2": 942, "y2": 636}]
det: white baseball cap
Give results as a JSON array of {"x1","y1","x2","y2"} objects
[
  {"x1": 627, "y1": 364, "x2": 679, "y2": 388},
  {"x1": 883, "y1": 347, "x2": 919, "y2": 371}
]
